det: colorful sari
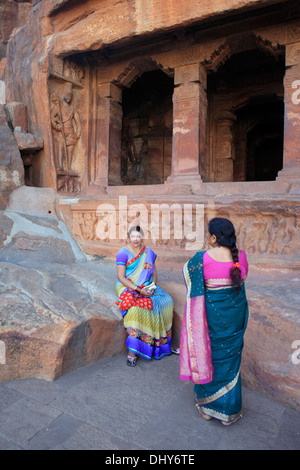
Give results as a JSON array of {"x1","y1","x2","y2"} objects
[
  {"x1": 116, "y1": 246, "x2": 173, "y2": 360},
  {"x1": 180, "y1": 250, "x2": 249, "y2": 423}
]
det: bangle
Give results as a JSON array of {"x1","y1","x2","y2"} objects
[{"x1": 135, "y1": 286, "x2": 142, "y2": 294}]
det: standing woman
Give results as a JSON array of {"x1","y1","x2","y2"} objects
[
  {"x1": 180, "y1": 217, "x2": 249, "y2": 425},
  {"x1": 116, "y1": 226, "x2": 174, "y2": 366}
]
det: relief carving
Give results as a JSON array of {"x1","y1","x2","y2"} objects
[
  {"x1": 71, "y1": 207, "x2": 299, "y2": 257},
  {"x1": 63, "y1": 58, "x2": 85, "y2": 85},
  {"x1": 50, "y1": 84, "x2": 82, "y2": 193},
  {"x1": 232, "y1": 214, "x2": 298, "y2": 256},
  {"x1": 76, "y1": 212, "x2": 98, "y2": 240}
]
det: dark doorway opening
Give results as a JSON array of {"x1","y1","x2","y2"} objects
[
  {"x1": 246, "y1": 113, "x2": 284, "y2": 181},
  {"x1": 207, "y1": 46, "x2": 285, "y2": 182},
  {"x1": 235, "y1": 97, "x2": 284, "y2": 181},
  {"x1": 121, "y1": 69, "x2": 174, "y2": 185}
]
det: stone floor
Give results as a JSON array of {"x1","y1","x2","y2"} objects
[{"x1": 0, "y1": 352, "x2": 299, "y2": 451}]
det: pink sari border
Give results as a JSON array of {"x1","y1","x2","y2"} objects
[{"x1": 179, "y1": 262, "x2": 214, "y2": 384}]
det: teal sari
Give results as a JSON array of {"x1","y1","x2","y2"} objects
[{"x1": 180, "y1": 251, "x2": 249, "y2": 423}]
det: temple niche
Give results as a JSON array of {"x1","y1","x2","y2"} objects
[
  {"x1": 206, "y1": 36, "x2": 285, "y2": 182},
  {"x1": 48, "y1": 53, "x2": 88, "y2": 194}
]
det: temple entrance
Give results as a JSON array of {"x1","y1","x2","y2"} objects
[
  {"x1": 207, "y1": 46, "x2": 285, "y2": 182},
  {"x1": 234, "y1": 96, "x2": 284, "y2": 181},
  {"x1": 120, "y1": 69, "x2": 174, "y2": 185}
]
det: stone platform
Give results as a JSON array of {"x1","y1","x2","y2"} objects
[{"x1": 0, "y1": 353, "x2": 299, "y2": 450}]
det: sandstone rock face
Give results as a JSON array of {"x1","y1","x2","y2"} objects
[
  {"x1": 0, "y1": 212, "x2": 13, "y2": 248},
  {"x1": 0, "y1": 0, "x2": 32, "y2": 60},
  {"x1": 6, "y1": 102, "x2": 28, "y2": 132},
  {"x1": 0, "y1": 260, "x2": 127, "y2": 382},
  {"x1": 242, "y1": 268, "x2": 300, "y2": 412},
  {"x1": 1, "y1": 186, "x2": 85, "y2": 266},
  {"x1": 13, "y1": 131, "x2": 43, "y2": 151},
  {"x1": 0, "y1": 186, "x2": 126, "y2": 382},
  {"x1": 0, "y1": 105, "x2": 24, "y2": 209}
]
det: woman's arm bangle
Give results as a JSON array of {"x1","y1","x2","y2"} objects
[{"x1": 135, "y1": 286, "x2": 142, "y2": 293}]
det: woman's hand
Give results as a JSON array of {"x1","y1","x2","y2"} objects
[{"x1": 140, "y1": 287, "x2": 153, "y2": 297}]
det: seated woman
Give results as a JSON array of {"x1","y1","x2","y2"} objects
[
  {"x1": 180, "y1": 217, "x2": 249, "y2": 425},
  {"x1": 116, "y1": 226, "x2": 174, "y2": 367}
]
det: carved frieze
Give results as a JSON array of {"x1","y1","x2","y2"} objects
[{"x1": 69, "y1": 199, "x2": 299, "y2": 259}]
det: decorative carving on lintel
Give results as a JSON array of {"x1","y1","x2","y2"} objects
[
  {"x1": 113, "y1": 57, "x2": 173, "y2": 88},
  {"x1": 49, "y1": 54, "x2": 85, "y2": 89},
  {"x1": 204, "y1": 33, "x2": 284, "y2": 73}
]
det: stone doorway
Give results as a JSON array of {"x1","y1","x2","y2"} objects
[
  {"x1": 120, "y1": 69, "x2": 174, "y2": 185},
  {"x1": 244, "y1": 108, "x2": 284, "y2": 182},
  {"x1": 207, "y1": 46, "x2": 285, "y2": 182}
]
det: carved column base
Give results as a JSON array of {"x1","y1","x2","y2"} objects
[
  {"x1": 165, "y1": 174, "x2": 202, "y2": 194},
  {"x1": 277, "y1": 167, "x2": 300, "y2": 193},
  {"x1": 86, "y1": 182, "x2": 108, "y2": 195},
  {"x1": 165, "y1": 174, "x2": 202, "y2": 184},
  {"x1": 277, "y1": 167, "x2": 300, "y2": 181}
]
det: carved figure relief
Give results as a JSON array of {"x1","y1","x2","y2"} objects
[
  {"x1": 50, "y1": 83, "x2": 82, "y2": 193},
  {"x1": 71, "y1": 207, "x2": 298, "y2": 257},
  {"x1": 121, "y1": 117, "x2": 148, "y2": 183},
  {"x1": 51, "y1": 85, "x2": 81, "y2": 171}
]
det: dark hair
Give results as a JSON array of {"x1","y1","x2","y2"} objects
[
  {"x1": 208, "y1": 217, "x2": 241, "y2": 291},
  {"x1": 128, "y1": 225, "x2": 144, "y2": 237}
]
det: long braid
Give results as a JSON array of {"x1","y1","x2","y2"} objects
[
  {"x1": 208, "y1": 218, "x2": 242, "y2": 291},
  {"x1": 228, "y1": 236, "x2": 242, "y2": 292}
]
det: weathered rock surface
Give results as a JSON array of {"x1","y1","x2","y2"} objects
[
  {"x1": 0, "y1": 0, "x2": 32, "y2": 61},
  {"x1": 242, "y1": 268, "x2": 300, "y2": 412},
  {"x1": 1, "y1": 187, "x2": 85, "y2": 266},
  {"x1": 13, "y1": 131, "x2": 43, "y2": 152},
  {"x1": 0, "y1": 105, "x2": 24, "y2": 209},
  {"x1": 0, "y1": 186, "x2": 126, "y2": 382},
  {"x1": 0, "y1": 259, "x2": 127, "y2": 382}
]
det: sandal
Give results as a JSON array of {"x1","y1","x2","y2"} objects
[
  {"x1": 221, "y1": 410, "x2": 244, "y2": 426},
  {"x1": 171, "y1": 347, "x2": 180, "y2": 355},
  {"x1": 195, "y1": 404, "x2": 213, "y2": 421},
  {"x1": 126, "y1": 355, "x2": 137, "y2": 367}
]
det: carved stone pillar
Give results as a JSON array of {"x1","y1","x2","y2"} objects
[
  {"x1": 277, "y1": 41, "x2": 300, "y2": 182},
  {"x1": 214, "y1": 108, "x2": 236, "y2": 182},
  {"x1": 94, "y1": 82, "x2": 122, "y2": 188},
  {"x1": 166, "y1": 63, "x2": 206, "y2": 186}
]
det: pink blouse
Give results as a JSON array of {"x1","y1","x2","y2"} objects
[{"x1": 203, "y1": 250, "x2": 248, "y2": 288}]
